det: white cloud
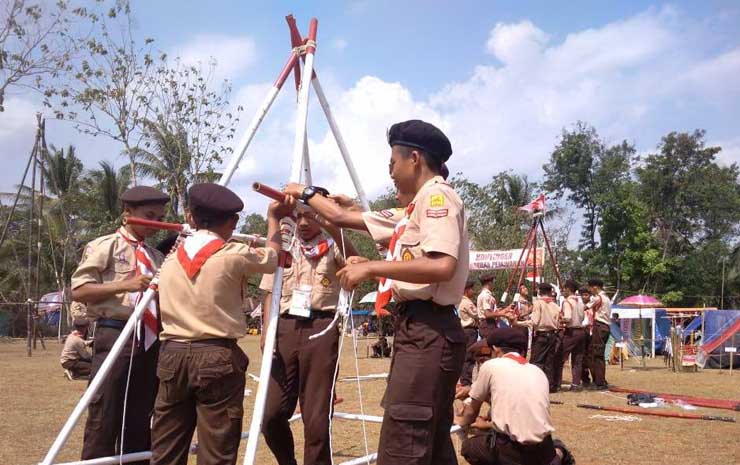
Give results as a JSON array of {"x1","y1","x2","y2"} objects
[
  {"x1": 171, "y1": 34, "x2": 257, "y2": 83},
  {"x1": 486, "y1": 20, "x2": 549, "y2": 65},
  {"x1": 332, "y1": 38, "x2": 348, "y2": 51}
]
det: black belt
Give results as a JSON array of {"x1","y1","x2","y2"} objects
[
  {"x1": 97, "y1": 318, "x2": 126, "y2": 330},
  {"x1": 396, "y1": 300, "x2": 455, "y2": 314},
  {"x1": 163, "y1": 338, "x2": 236, "y2": 349},
  {"x1": 281, "y1": 310, "x2": 335, "y2": 320}
]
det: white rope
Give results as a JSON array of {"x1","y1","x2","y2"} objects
[
  {"x1": 118, "y1": 321, "x2": 138, "y2": 465},
  {"x1": 347, "y1": 300, "x2": 371, "y2": 462},
  {"x1": 588, "y1": 414, "x2": 642, "y2": 422}
]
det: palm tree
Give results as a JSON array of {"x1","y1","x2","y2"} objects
[
  {"x1": 87, "y1": 161, "x2": 131, "y2": 222},
  {"x1": 43, "y1": 145, "x2": 83, "y2": 198}
]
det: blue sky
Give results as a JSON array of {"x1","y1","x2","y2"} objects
[{"x1": 1, "y1": 0, "x2": 739, "y2": 222}]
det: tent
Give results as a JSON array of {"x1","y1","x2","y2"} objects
[
  {"x1": 699, "y1": 310, "x2": 740, "y2": 369},
  {"x1": 611, "y1": 307, "x2": 671, "y2": 357}
]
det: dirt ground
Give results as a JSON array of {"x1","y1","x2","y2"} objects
[{"x1": 1, "y1": 336, "x2": 739, "y2": 465}]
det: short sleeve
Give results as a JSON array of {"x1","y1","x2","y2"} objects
[
  {"x1": 259, "y1": 272, "x2": 274, "y2": 293},
  {"x1": 70, "y1": 241, "x2": 110, "y2": 290},
  {"x1": 239, "y1": 246, "x2": 278, "y2": 279},
  {"x1": 469, "y1": 362, "x2": 492, "y2": 402},
  {"x1": 362, "y1": 210, "x2": 401, "y2": 245},
  {"x1": 417, "y1": 187, "x2": 462, "y2": 259}
]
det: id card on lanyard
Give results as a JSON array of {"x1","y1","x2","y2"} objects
[{"x1": 288, "y1": 244, "x2": 313, "y2": 318}]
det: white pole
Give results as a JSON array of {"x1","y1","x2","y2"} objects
[
  {"x1": 218, "y1": 52, "x2": 300, "y2": 187},
  {"x1": 243, "y1": 18, "x2": 318, "y2": 465},
  {"x1": 302, "y1": 135, "x2": 313, "y2": 185},
  {"x1": 50, "y1": 452, "x2": 152, "y2": 465},
  {"x1": 41, "y1": 289, "x2": 156, "y2": 465},
  {"x1": 311, "y1": 76, "x2": 370, "y2": 211}
]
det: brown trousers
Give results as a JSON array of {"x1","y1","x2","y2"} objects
[
  {"x1": 81, "y1": 326, "x2": 159, "y2": 464},
  {"x1": 62, "y1": 358, "x2": 92, "y2": 378},
  {"x1": 590, "y1": 322, "x2": 611, "y2": 386},
  {"x1": 461, "y1": 433, "x2": 560, "y2": 465},
  {"x1": 555, "y1": 327, "x2": 587, "y2": 387},
  {"x1": 262, "y1": 314, "x2": 339, "y2": 465},
  {"x1": 460, "y1": 327, "x2": 480, "y2": 386},
  {"x1": 530, "y1": 331, "x2": 561, "y2": 391},
  {"x1": 378, "y1": 301, "x2": 466, "y2": 465},
  {"x1": 150, "y1": 339, "x2": 248, "y2": 465}
]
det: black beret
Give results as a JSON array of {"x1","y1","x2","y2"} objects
[
  {"x1": 538, "y1": 283, "x2": 553, "y2": 294},
  {"x1": 465, "y1": 279, "x2": 475, "y2": 289},
  {"x1": 487, "y1": 328, "x2": 528, "y2": 353},
  {"x1": 188, "y1": 183, "x2": 243, "y2": 216},
  {"x1": 120, "y1": 186, "x2": 169, "y2": 205},
  {"x1": 479, "y1": 273, "x2": 495, "y2": 284},
  {"x1": 387, "y1": 119, "x2": 452, "y2": 162},
  {"x1": 440, "y1": 163, "x2": 450, "y2": 180},
  {"x1": 468, "y1": 339, "x2": 492, "y2": 356}
]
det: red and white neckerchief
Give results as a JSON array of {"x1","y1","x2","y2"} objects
[
  {"x1": 176, "y1": 231, "x2": 225, "y2": 279},
  {"x1": 503, "y1": 352, "x2": 527, "y2": 365},
  {"x1": 118, "y1": 228, "x2": 159, "y2": 351},
  {"x1": 299, "y1": 236, "x2": 334, "y2": 260},
  {"x1": 375, "y1": 201, "x2": 416, "y2": 316}
]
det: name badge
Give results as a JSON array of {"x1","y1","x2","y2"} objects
[{"x1": 289, "y1": 284, "x2": 312, "y2": 318}]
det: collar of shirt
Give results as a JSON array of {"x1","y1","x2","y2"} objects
[
  {"x1": 194, "y1": 229, "x2": 226, "y2": 241},
  {"x1": 118, "y1": 226, "x2": 142, "y2": 244},
  {"x1": 410, "y1": 175, "x2": 446, "y2": 206}
]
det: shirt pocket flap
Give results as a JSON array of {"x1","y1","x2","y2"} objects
[
  {"x1": 397, "y1": 229, "x2": 421, "y2": 247},
  {"x1": 388, "y1": 403, "x2": 433, "y2": 422}
]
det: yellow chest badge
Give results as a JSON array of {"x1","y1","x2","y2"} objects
[
  {"x1": 430, "y1": 194, "x2": 445, "y2": 208},
  {"x1": 401, "y1": 248, "x2": 414, "y2": 261},
  {"x1": 320, "y1": 276, "x2": 332, "y2": 288}
]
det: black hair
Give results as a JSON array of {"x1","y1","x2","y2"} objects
[
  {"x1": 579, "y1": 287, "x2": 590, "y2": 295},
  {"x1": 191, "y1": 206, "x2": 235, "y2": 229},
  {"x1": 538, "y1": 283, "x2": 553, "y2": 295},
  {"x1": 397, "y1": 145, "x2": 443, "y2": 174},
  {"x1": 564, "y1": 279, "x2": 579, "y2": 293},
  {"x1": 587, "y1": 278, "x2": 604, "y2": 288}
]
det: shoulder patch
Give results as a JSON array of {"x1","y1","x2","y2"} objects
[
  {"x1": 426, "y1": 208, "x2": 449, "y2": 218},
  {"x1": 378, "y1": 209, "x2": 395, "y2": 218},
  {"x1": 430, "y1": 194, "x2": 445, "y2": 208}
]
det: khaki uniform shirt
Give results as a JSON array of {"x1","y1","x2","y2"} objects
[
  {"x1": 360, "y1": 207, "x2": 407, "y2": 247},
  {"x1": 361, "y1": 176, "x2": 469, "y2": 306},
  {"x1": 458, "y1": 295, "x2": 478, "y2": 328},
  {"x1": 259, "y1": 232, "x2": 346, "y2": 314},
  {"x1": 562, "y1": 295, "x2": 585, "y2": 328},
  {"x1": 593, "y1": 291, "x2": 612, "y2": 325},
  {"x1": 519, "y1": 299, "x2": 560, "y2": 331},
  {"x1": 60, "y1": 332, "x2": 91, "y2": 365},
  {"x1": 477, "y1": 288, "x2": 495, "y2": 320},
  {"x1": 470, "y1": 354, "x2": 555, "y2": 444},
  {"x1": 71, "y1": 227, "x2": 165, "y2": 321},
  {"x1": 158, "y1": 233, "x2": 277, "y2": 341}
]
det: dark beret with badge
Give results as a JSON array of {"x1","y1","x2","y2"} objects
[
  {"x1": 486, "y1": 328, "x2": 528, "y2": 354},
  {"x1": 387, "y1": 119, "x2": 452, "y2": 163},
  {"x1": 188, "y1": 183, "x2": 244, "y2": 216},
  {"x1": 120, "y1": 186, "x2": 170, "y2": 206}
]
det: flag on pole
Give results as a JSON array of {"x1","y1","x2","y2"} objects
[{"x1": 519, "y1": 194, "x2": 546, "y2": 213}]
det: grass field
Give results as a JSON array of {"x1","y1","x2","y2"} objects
[{"x1": 1, "y1": 336, "x2": 739, "y2": 465}]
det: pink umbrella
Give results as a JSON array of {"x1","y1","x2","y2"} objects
[{"x1": 619, "y1": 294, "x2": 663, "y2": 308}]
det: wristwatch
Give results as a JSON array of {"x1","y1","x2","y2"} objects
[{"x1": 300, "y1": 185, "x2": 330, "y2": 205}]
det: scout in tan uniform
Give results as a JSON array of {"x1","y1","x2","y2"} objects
[
  {"x1": 285, "y1": 119, "x2": 468, "y2": 465},
  {"x1": 579, "y1": 286, "x2": 594, "y2": 387},
  {"x1": 511, "y1": 283, "x2": 561, "y2": 392},
  {"x1": 150, "y1": 183, "x2": 282, "y2": 465},
  {"x1": 454, "y1": 328, "x2": 574, "y2": 465},
  {"x1": 259, "y1": 208, "x2": 357, "y2": 465},
  {"x1": 71, "y1": 185, "x2": 169, "y2": 464},
  {"x1": 555, "y1": 280, "x2": 587, "y2": 391},
  {"x1": 459, "y1": 279, "x2": 479, "y2": 387},
  {"x1": 477, "y1": 274, "x2": 498, "y2": 338},
  {"x1": 586, "y1": 278, "x2": 611, "y2": 390},
  {"x1": 60, "y1": 318, "x2": 92, "y2": 380}
]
